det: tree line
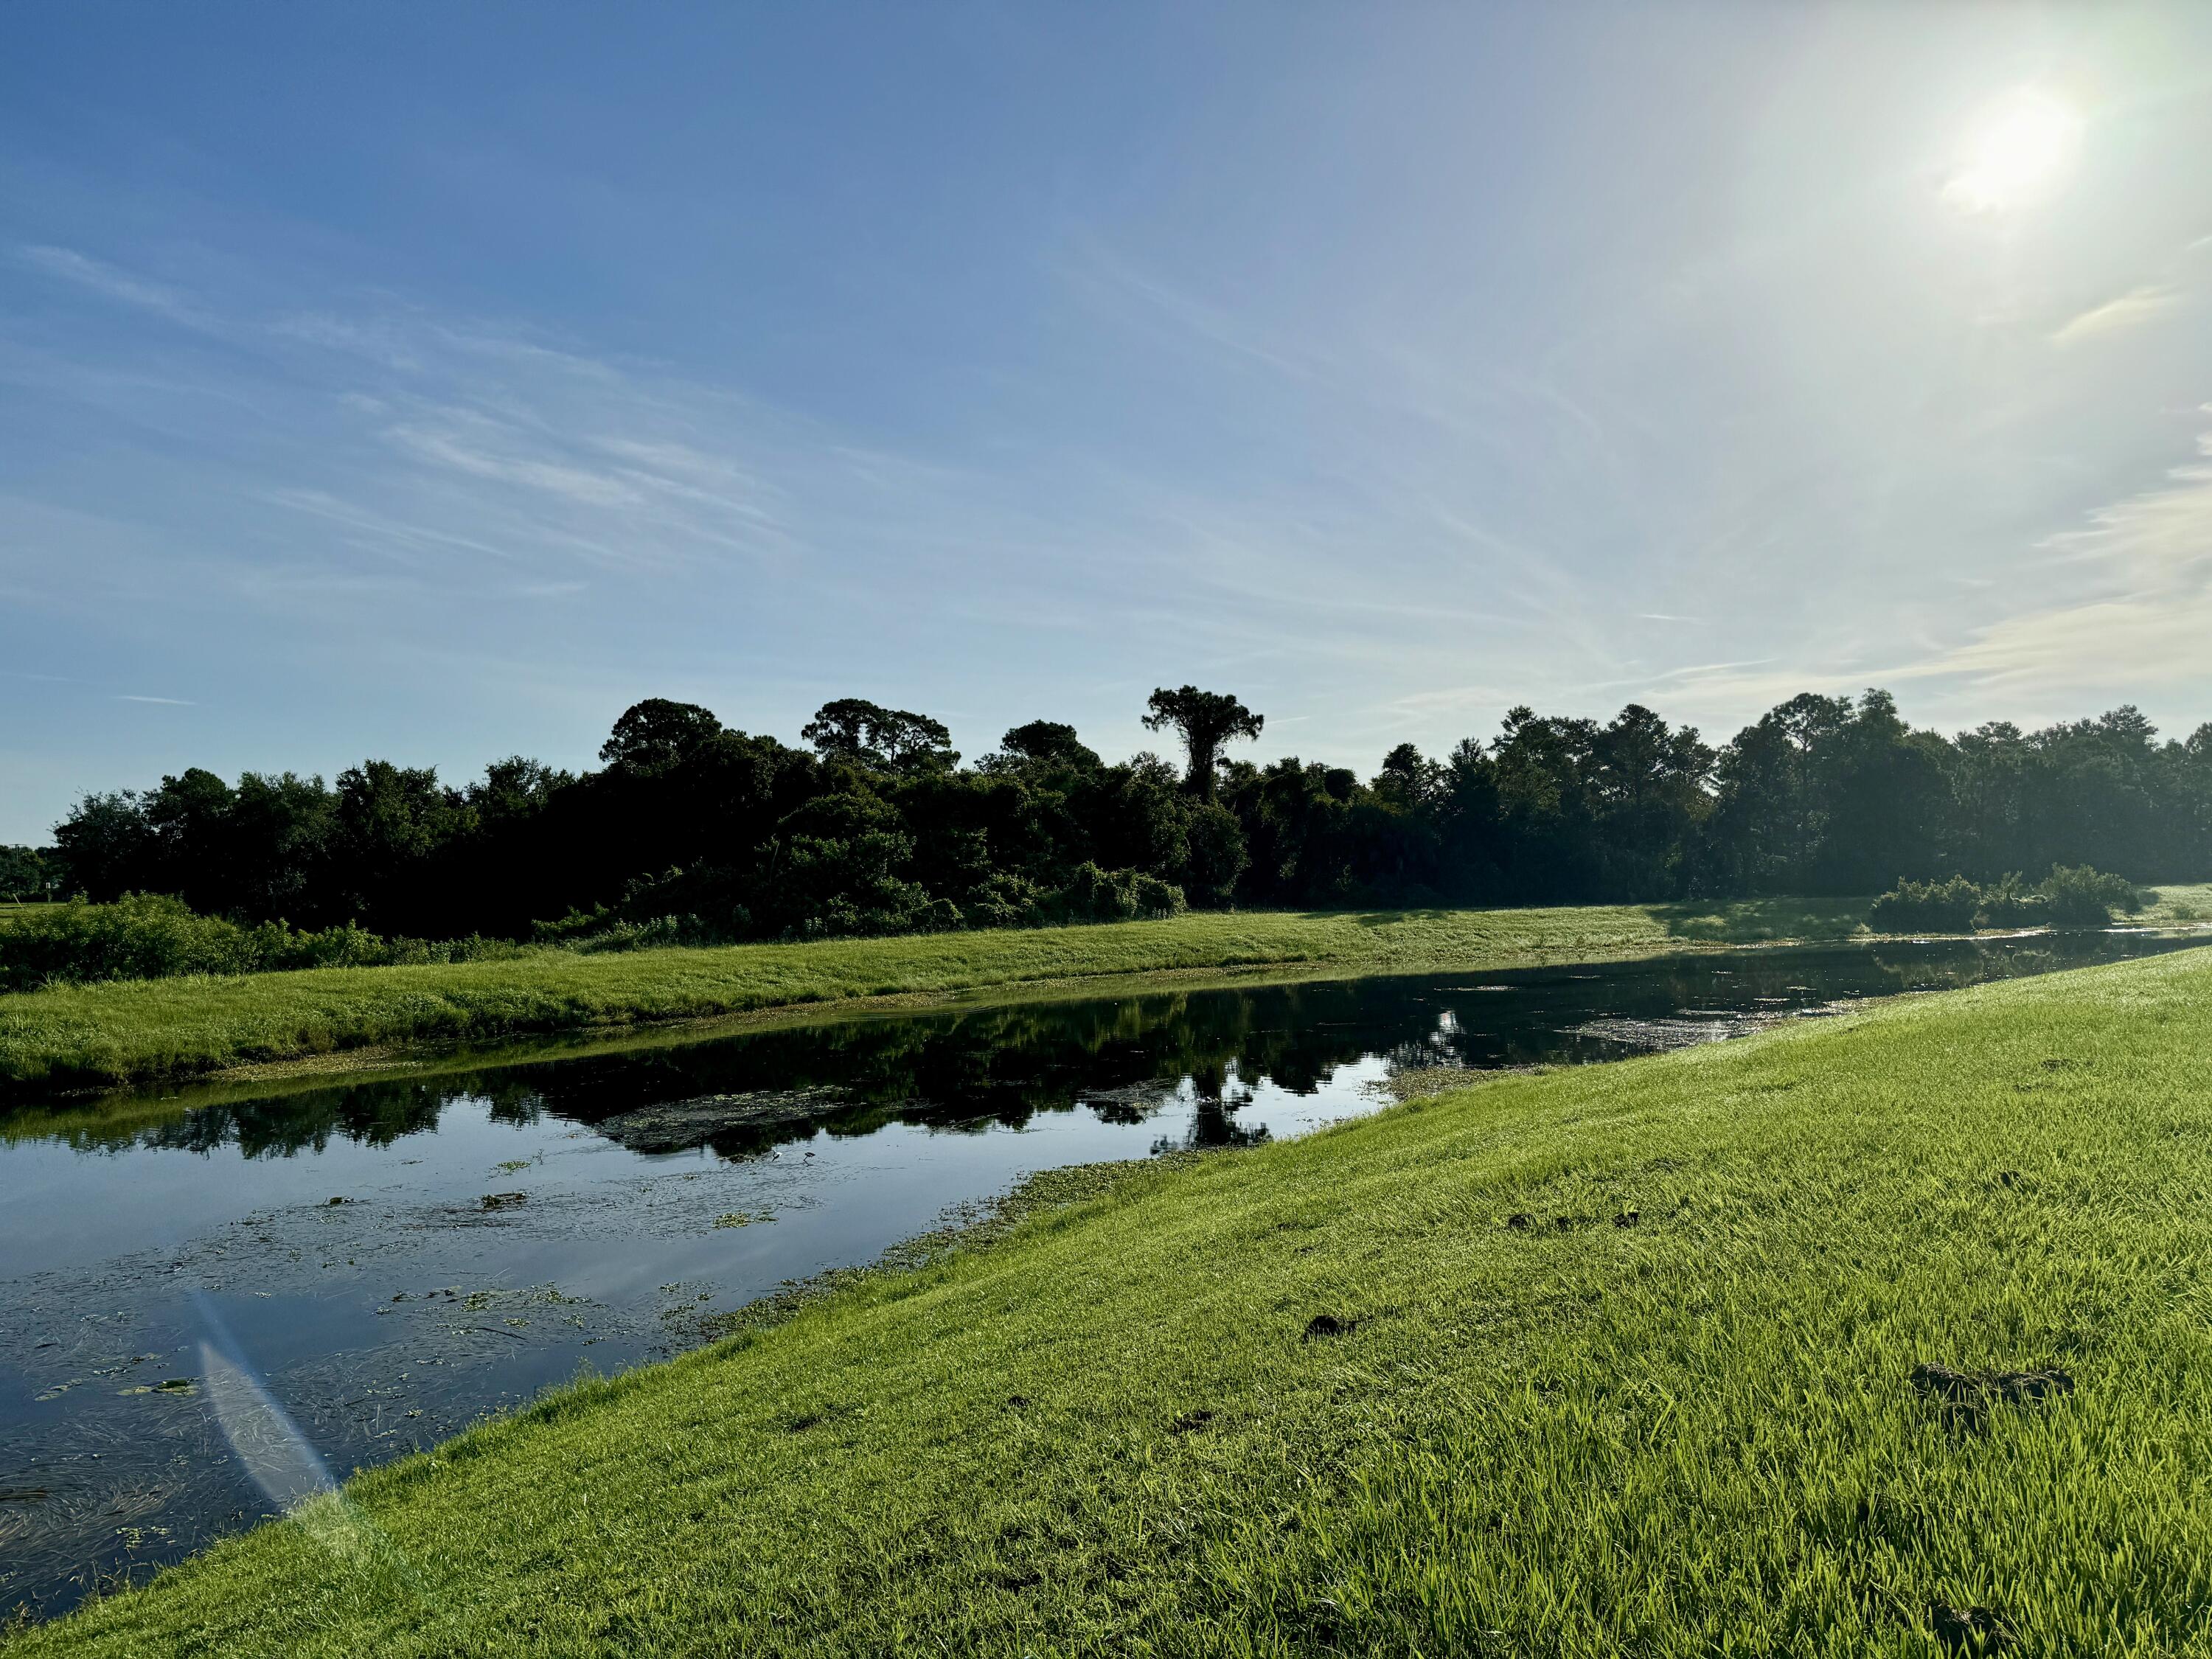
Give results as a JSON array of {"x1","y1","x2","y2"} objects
[{"x1": 10, "y1": 686, "x2": 2209, "y2": 942}]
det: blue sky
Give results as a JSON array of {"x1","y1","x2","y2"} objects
[{"x1": 4, "y1": 3, "x2": 2211, "y2": 842}]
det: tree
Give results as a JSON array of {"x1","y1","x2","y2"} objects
[
  {"x1": 1372, "y1": 743, "x2": 1439, "y2": 811},
  {"x1": 142, "y1": 767, "x2": 239, "y2": 911},
  {"x1": 467, "y1": 757, "x2": 571, "y2": 824},
  {"x1": 1141, "y1": 686, "x2": 1264, "y2": 803},
  {"x1": 50, "y1": 791, "x2": 156, "y2": 900},
  {"x1": 0, "y1": 845, "x2": 57, "y2": 902},
  {"x1": 989, "y1": 720, "x2": 1100, "y2": 772},
  {"x1": 599, "y1": 700, "x2": 724, "y2": 772},
  {"x1": 329, "y1": 760, "x2": 462, "y2": 928},
  {"x1": 801, "y1": 699, "x2": 956, "y2": 774}
]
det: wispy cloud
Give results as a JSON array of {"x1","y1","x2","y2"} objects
[
  {"x1": 1, "y1": 246, "x2": 1143, "y2": 661},
  {"x1": 1054, "y1": 237, "x2": 1329, "y2": 386},
  {"x1": 18, "y1": 245, "x2": 213, "y2": 330},
  {"x1": 1888, "y1": 414, "x2": 2212, "y2": 695},
  {"x1": 2051, "y1": 286, "x2": 2184, "y2": 347},
  {"x1": 116, "y1": 694, "x2": 195, "y2": 705},
  {"x1": 384, "y1": 417, "x2": 647, "y2": 509}
]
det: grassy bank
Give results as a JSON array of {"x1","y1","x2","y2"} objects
[
  {"x1": 0, "y1": 897, "x2": 1866, "y2": 1093},
  {"x1": 18, "y1": 942, "x2": 2212, "y2": 1654}
]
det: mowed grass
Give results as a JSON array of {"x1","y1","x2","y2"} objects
[
  {"x1": 0, "y1": 898, "x2": 1866, "y2": 1092},
  {"x1": 2139, "y1": 882, "x2": 2212, "y2": 923},
  {"x1": 21, "y1": 945, "x2": 2212, "y2": 1656}
]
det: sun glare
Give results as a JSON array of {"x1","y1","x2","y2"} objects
[{"x1": 1942, "y1": 89, "x2": 2081, "y2": 214}]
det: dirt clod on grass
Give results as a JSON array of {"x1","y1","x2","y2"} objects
[
  {"x1": 1504, "y1": 1214, "x2": 1531, "y2": 1230},
  {"x1": 1303, "y1": 1314, "x2": 1351, "y2": 1340},
  {"x1": 1613, "y1": 1210, "x2": 1640, "y2": 1227},
  {"x1": 1169, "y1": 1409, "x2": 1214, "y2": 1434}
]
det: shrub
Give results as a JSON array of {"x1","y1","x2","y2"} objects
[
  {"x1": 1130, "y1": 874, "x2": 1189, "y2": 920},
  {"x1": 2039, "y1": 864, "x2": 2143, "y2": 930},
  {"x1": 530, "y1": 911, "x2": 713, "y2": 953},
  {"x1": 1868, "y1": 876, "x2": 1983, "y2": 934},
  {"x1": 1974, "y1": 872, "x2": 2047, "y2": 928},
  {"x1": 1048, "y1": 864, "x2": 1189, "y2": 925},
  {"x1": 0, "y1": 894, "x2": 523, "y2": 991},
  {"x1": 962, "y1": 873, "x2": 1051, "y2": 930}
]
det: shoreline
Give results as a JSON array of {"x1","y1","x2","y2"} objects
[
  {"x1": 1, "y1": 899, "x2": 1880, "y2": 1105},
  {"x1": 15, "y1": 944, "x2": 2212, "y2": 1652},
  {"x1": 4, "y1": 897, "x2": 2205, "y2": 1124}
]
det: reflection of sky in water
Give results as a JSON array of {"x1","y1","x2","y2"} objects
[{"x1": 4, "y1": 931, "x2": 2207, "y2": 1622}]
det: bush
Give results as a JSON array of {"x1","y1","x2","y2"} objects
[
  {"x1": 1974, "y1": 872, "x2": 2047, "y2": 928},
  {"x1": 530, "y1": 910, "x2": 714, "y2": 954},
  {"x1": 1864, "y1": 866, "x2": 2148, "y2": 936},
  {"x1": 1868, "y1": 876, "x2": 1983, "y2": 934},
  {"x1": 0, "y1": 894, "x2": 522, "y2": 992},
  {"x1": 2039, "y1": 864, "x2": 2143, "y2": 930},
  {"x1": 1046, "y1": 864, "x2": 1189, "y2": 925},
  {"x1": 1130, "y1": 874, "x2": 1189, "y2": 920}
]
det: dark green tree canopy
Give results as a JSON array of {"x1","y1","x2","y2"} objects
[
  {"x1": 600, "y1": 700, "x2": 725, "y2": 772},
  {"x1": 35, "y1": 684, "x2": 2212, "y2": 945},
  {"x1": 801, "y1": 699, "x2": 957, "y2": 774},
  {"x1": 992, "y1": 720, "x2": 1101, "y2": 771},
  {"x1": 0, "y1": 844, "x2": 57, "y2": 902},
  {"x1": 1141, "y1": 686, "x2": 1264, "y2": 802}
]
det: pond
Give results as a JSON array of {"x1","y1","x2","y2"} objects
[{"x1": 2, "y1": 929, "x2": 2205, "y2": 1620}]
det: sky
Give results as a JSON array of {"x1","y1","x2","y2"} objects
[{"x1": 4, "y1": 2, "x2": 2211, "y2": 843}]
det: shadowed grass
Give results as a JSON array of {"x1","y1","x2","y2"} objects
[
  {"x1": 16, "y1": 943, "x2": 2212, "y2": 1654},
  {"x1": 0, "y1": 899, "x2": 1872, "y2": 1094}
]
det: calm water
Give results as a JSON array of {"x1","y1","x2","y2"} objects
[{"x1": 2, "y1": 931, "x2": 2204, "y2": 1618}]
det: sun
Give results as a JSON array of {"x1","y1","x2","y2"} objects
[{"x1": 1942, "y1": 90, "x2": 2082, "y2": 214}]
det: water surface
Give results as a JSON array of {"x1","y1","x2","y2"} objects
[{"x1": 3, "y1": 931, "x2": 2202, "y2": 1619}]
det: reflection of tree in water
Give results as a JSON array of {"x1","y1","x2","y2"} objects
[
  {"x1": 83, "y1": 933, "x2": 2204, "y2": 1162},
  {"x1": 1152, "y1": 1085, "x2": 1270, "y2": 1155},
  {"x1": 139, "y1": 1082, "x2": 456, "y2": 1158}
]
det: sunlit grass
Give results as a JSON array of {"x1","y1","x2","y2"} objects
[
  {"x1": 0, "y1": 900, "x2": 1871, "y2": 1093},
  {"x1": 2138, "y1": 883, "x2": 2212, "y2": 925},
  {"x1": 18, "y1": 945, "x2": 2212, "y2": 1654}
]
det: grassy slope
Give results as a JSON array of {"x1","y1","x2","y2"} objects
[
  {"x1": 2138, "y1": 881, "x2": 2212, "y2": 923},
  {"x1": 21, "y1": 945, "x2": 2212, "y2": 1656},
  {"x1": 0, "y1": 898, "x2": 1863, "y2": 1092}
]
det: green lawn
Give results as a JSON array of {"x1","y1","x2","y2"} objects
[
  {"x1": 19, "y1": 942, "x2": 2212, "y2": 1655},
  {"x1": 0, "y1": 898, "x2": 1868, "y2": 1093},
  {"x1": 2138, "y1": 882, "x2": 2212, "y2": 924}
]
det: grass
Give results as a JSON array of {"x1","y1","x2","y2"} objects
[
  {"x1": 17, "y1": 941, "x2": 2212, "y2": 1655},
  {"x1": 0, "y1": 897, "x2": 1870, "y2": 1094},
  {"x1": 2137, "y1": 882, "x2": 2212, "y2": 925}
]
